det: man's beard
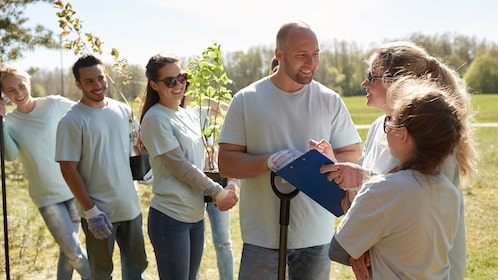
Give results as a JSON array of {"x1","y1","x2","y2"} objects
[{"x1": 282, "y1": 60, "x2": 313, "y2": 85}]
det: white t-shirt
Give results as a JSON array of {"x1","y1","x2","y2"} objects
[
  {"x1": 140, "y1": 104, "x2": 206, "y2": 223},
  {"x1": 358, "y1": 114, "x2": 465, "y2": 279},
  {"x1": 4, "y1": 96, "x2": 74, "y2": 208},
  {"x1": 360, "y1": 115, "x2": 399, "y2": 174},
  {"x1": 335, "y1": 170, "x2": 461, "y2": 279},
  {"x1": 219, "y1": 76, "x2": 361, "y2": 249},
  {"x1": 55, "y1": 98, "x2": 141, "y2": 222}
]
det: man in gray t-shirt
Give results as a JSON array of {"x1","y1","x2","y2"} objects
[{"x1": 56, "y1": 54, "x2": 147, "y2": 279}]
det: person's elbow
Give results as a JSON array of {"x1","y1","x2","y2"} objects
[
  {"x1": 329, "y1": 235, "x2": 352, "y2": 266},
  {"x1": 334, "y1": 143, "x2": 362, "y2": 164}
]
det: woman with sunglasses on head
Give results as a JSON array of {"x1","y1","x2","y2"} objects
[
  {"x1": 316, "y1": 41, "x2": 476, "y2": 279},
  {"x1": 0, "y1": 66, "x2": 91, "y2": 280},
  {"x1": 329, "y1": 78, "x2": 465, "y2": 279},
  {"x1": 138, "y1": 54, "x2": 238, "y2": 280}
]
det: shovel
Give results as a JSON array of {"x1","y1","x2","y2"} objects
[
  {"x1": 270, "y1": 171, "x2": 299, "y2": 280},
  {"x1": 1, "y1": 112, "x2": 11, "y2": 280}
]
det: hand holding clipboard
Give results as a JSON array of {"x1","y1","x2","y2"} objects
[{"x1": 275, "y1": 149, "x2": 345, "y2": 217}]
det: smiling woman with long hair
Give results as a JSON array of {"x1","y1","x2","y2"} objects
[
  {"x1": 0, "y1": 66, "x2": 91, "y2": 280},
  {"x1": 329, "y1": 78, "x2": 466, "y2": 279},
  {"x1": 138, "y1": 54, "x2": 238, "y2": 280}
]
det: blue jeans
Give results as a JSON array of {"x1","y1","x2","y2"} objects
[
  {"x1": 238, "y1": 243, "x2": 330, "y2": 280},
  {"x1": 81, "y1": 214, "x2": 148, "y2": 280},
  {"x1": 206, "y1": 201, "x2": 234, "y2": 280},
  {"x1": 39, "y1": 199, "x2": 91, "y2": 280},
  {"x1": 148, "y1": 207, "x2": 204, "y2": 280}
]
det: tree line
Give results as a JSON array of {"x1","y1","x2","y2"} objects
[{"x1": 27, "y1": 32, "x2": 498, "y2": 103}]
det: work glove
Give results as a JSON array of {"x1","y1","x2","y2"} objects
[
  {"x1": 84, "y1": 205, "x2": 113, "y2": 240},
  {"x1": 267, "y1": 149, "x2": 303, "y2": 172},
  {"x1": 138, "y1": 169, "x2": 153, "y2": 185}
]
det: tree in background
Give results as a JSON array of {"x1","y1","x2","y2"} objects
[
  {"x1": 317, "y1": 40, "x2": 366, "y2": 96},
  {"x1": 224, "y1": 46, "x2": 274, "y2": 93},
  {"x1": 464, "y1": 54, "x2": 498, "y2": 94},
  {"x1": 55, "y1": 0, "x2": 134, "y2": 101},
  {"x1": 0, "y1": 0, "x2": 58, "y2": 62}
]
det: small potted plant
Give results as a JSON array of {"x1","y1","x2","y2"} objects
[{"x1": 185, "y1": 42, "x2": 233, "y2": 192}]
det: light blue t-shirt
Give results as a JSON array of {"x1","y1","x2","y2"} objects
[
  {"x1": 219, "y1": 77, "x2": 362, "y2": 249},
  {"x1": 359, "y1": 113, "x2": 465, "y2": 279},
  {"x1": 335, "y1": 170, "x2": 460, "y2": 279},
  {"x1": 360, "y1": 115, "x2": 399, "y2": 174},
  {"x1": 4, "y1": 95, "x2": 74, "y2": 208},
  {"x1": 140, "y1": 104, "x2": 206, "y2": 223},
  {"x1": 55, "y1": 98, "x2": 141, "y2": 222}
]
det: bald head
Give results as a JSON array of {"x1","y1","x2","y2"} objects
[{"x1": 276, "y1": 21, "x2": 316, "y2": 50}]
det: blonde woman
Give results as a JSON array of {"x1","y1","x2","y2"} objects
[
  {"x1": 0, "y1": 67, "x2": 91, "y2": 280},
  {"x1": 320, "y1": 41, "x2": 477, "y2": 279},
  {"x1": 329, "y1": 78, "x2": 467, "y2": 279}
]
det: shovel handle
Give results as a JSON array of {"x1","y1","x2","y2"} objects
[
  {"x1": 270, "y1": 171, "x2": 299, "y2": 201},
  {"x1": 270, "y1": 171, "x2": 299, "y2": 280}
]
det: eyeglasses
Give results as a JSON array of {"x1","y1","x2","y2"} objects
[
  {"x1": 366, "y1": 70, "x2": 383, "y2": 85},
  {"x1": 156, "y1": 73, "x2": 188, "y2": 88},
  {"x1": 383, "y1": 115, "x2": 392, "y2": 133},
  {"x1": 383, "y1": 115, "x2": 405, "y2": 134}
]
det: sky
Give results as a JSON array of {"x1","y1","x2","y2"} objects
[{"x1": 10, "y1": 0, "x2": 498, "y2": 71}]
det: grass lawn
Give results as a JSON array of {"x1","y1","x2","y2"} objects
[{"x1": 0, "y1": 94, "x2": 496, "y2": 279}]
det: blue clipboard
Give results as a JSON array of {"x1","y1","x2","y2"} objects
[{"x1": 275, "y1": 149, "x2": 345, "y2": 217}]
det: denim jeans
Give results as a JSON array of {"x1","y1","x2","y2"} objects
[
  {"x1": 206, "y1": 201, "x2": 234, "y2": 280},
  {"x1": 148, "y1": 207, "x2": 204, "y2": 280},
  {"x1": 81, "y1": 214, "x2": 148, "y2": 280},
  {"x1": 39, "y1": 198, "x2": 91, "y2": 280},
  {"x1": 238, "y1": 243, "x2": 330, "y2": 280}
]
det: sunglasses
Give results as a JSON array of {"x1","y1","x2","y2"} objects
[
  {"x1": 366, "y1": 70, "x2": 383, "y2": 85},
  {"x1": 156, "y1": 73, "x2": 188, "y2": 88}
]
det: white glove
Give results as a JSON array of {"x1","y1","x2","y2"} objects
[
  {"x1": 267, "y1": 149, "x2": 303, "y2": 172},
  {"x1": 84, "y1": 205, "x2": 113, "y2": 240}
]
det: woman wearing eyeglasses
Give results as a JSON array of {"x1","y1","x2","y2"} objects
[
  {"x1": 138, "y1": 54, "x2": 238, "y2": 280},
  {"x1": 316, "y1": 41, "x2": 476, "y2": 279},
  {"x1": 329, "y1": 78, "x2": 465, "y2": 279}
]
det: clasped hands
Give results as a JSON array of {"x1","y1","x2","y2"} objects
[{"x1": 213, "y1": 181, "x2": 238, "y2": 211}]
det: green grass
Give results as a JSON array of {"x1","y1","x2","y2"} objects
[
  {"x1": 341, "y1": 96, "x2": 381, "y2": 125},
  {"x1": 463, "y1": 127, "x2": 498, "y2": 279},
  {"x1": 470, "y1": 94, "x2": 498, "y2": 122},
  {"x1": 0, "y1": 94, "x2": 496, "y2": 279},
  {"x1": 342, "y1": 93, "x2": 498, "y2": 125}
]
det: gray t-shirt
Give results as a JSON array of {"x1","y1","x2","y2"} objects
[
  {"x1": 55, "y1": 98, "x2": 141, "y2": 222},
  {"x1": 140, "y1": 104, "x2": 206, "y2": 223},
  {"x1": 5, "y1": 95, "x2": 74, "y2": 207},
  {"x1": 219, "y1": 77, "x2": 361, "y2": 249}
]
